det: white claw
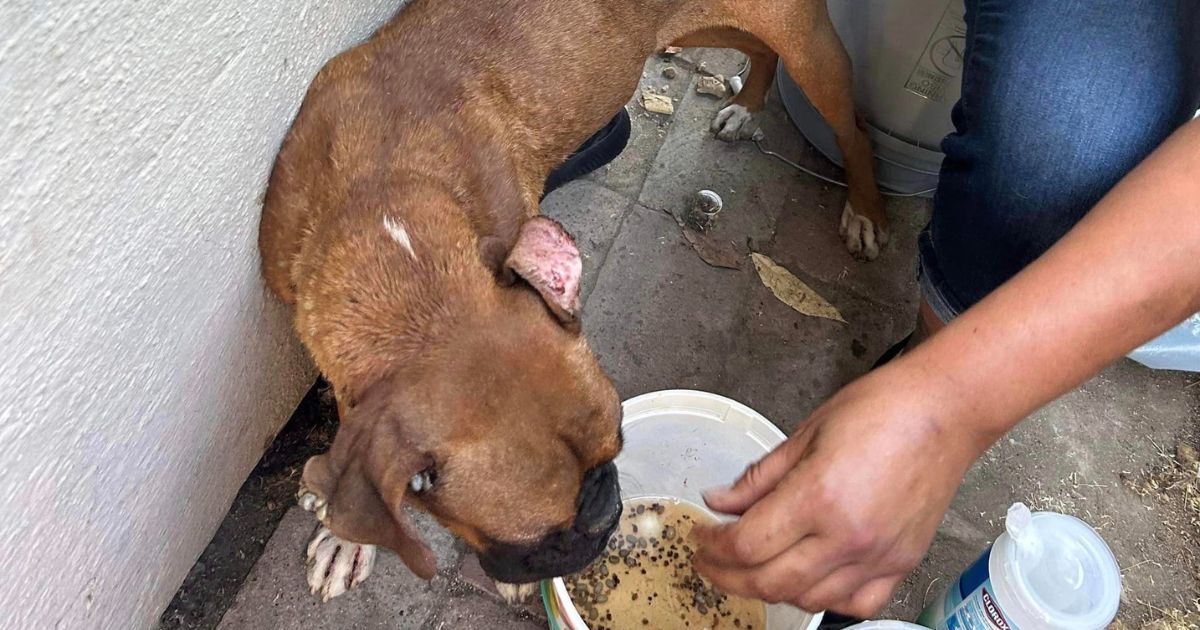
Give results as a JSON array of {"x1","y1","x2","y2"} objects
[
  {"x1": 322, "y1": 550, "x2": 355, "y2": 601},
  {"x1": 495, "y1": 581, "x2": 538, "y2": 604},
  {"x1": 306, "y1": 526, "x2": 333, "y2": 559},
  {"x1": 299, "y1": 492, "x2": 318, "y2": 512},
  {"x1": 306, "y1": 526, "x2": 376, "y2": 602},
  {"x1": 315, "y1": 504, "x2": 328, "y2": 523}
]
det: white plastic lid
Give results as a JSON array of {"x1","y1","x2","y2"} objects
[{"x1": 997, "y1": 510, "x2": 1122, "y2": 630}]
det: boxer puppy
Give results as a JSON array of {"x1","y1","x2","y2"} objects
[{"x1": 258, "y1": 0, "x2": 884, "y2": 604}]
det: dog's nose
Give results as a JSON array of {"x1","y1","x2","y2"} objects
[{"x1": 575, "y1": 461, "x2": 621, "y2": 537}]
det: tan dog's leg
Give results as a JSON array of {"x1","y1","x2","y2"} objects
[
  {"x1": 738, "y1": 5, "x2": 889, "y2": 260},
  {"x1": 672, "y1": 29, "x2": 779, "y2": 142}
]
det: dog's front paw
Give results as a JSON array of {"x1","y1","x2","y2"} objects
[
  {"x1": 495, "y1": 581, "x2": 538, "y2": 605},
  {"x1": 297, "y1": 485, "x2": 329, "y2": 523},
  {"x1": 306, "y1": 526, "x2": 376, "y2": 602},
  {"x1": 839, "y1": 201, "x2": 889, "y2": 261},
  {"x1": 712, "y1": 104, "x2": 758, "y2": 142}
]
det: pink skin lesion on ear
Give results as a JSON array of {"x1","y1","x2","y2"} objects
[
  {"x1": 508, "y1": 217, "x2": 582, "y2": 316},
  {"x1": 547, "y1": 254, "x2": 579, "y2": 297}
]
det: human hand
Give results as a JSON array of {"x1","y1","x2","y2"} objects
[{"x1": 692, "y1": 366, "x2": 992, "y2": 617}]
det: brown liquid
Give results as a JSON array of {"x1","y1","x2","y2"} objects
[{"x1": 564, "y1": 497, "x2": 767, "y2": 630}]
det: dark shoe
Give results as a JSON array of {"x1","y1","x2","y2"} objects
[
  {"x1": 872, "y1": 330, "x2": 915, "y2": 370},
  {"x1": 542, "y1": 109, "x2": 632, "y2": 198}
]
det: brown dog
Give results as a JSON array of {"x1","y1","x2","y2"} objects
[{"x1": 259, "y1": 0, "x2": 884, "y2": 603}]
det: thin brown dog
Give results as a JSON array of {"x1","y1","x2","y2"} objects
[{"x1": 258, "y1": 0, "x2": 884, "y2": 603}]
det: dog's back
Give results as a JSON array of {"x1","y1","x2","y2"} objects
[{"x1": 258, "y1": 0, "x2": 704, "y2": 305}]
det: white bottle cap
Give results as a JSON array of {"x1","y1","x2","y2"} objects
[{"x1": 995, "y1": 509, "x2": 1122, "y2": 630}]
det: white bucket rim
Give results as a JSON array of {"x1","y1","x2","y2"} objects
[{"x1": 542, "y1": 389, "x2": 823, "y2": 630}]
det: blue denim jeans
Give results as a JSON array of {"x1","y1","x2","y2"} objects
[{"x1": 919, "y1": 0, "x2": 1200, "y2": 321}]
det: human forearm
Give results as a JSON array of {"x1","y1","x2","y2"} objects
[
  {"x1": 895, "y1": 117, "x2": 1200, "y2": 452},
  {"x1": 692, "y1": 130, "x2": 1200, "y2": 613}
]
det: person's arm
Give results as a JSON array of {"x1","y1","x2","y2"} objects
[
  {"x1": 693, "y1": 117, "x2": 1200, "y2": 617},
  {"x1": 913, "y1": 116, "x2": 1200, "y2": 450}
]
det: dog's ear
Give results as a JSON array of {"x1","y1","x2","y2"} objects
[
  {"x1": 300, "y1": 388, "x2": 438, "y2": 580},
  {"x1": 505, "y1": 217, "x2": 582, "y2": 325}
]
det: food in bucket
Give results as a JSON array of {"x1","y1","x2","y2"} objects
[{"x1": 563, "y1": 497, "x2": 766, "y2": 630}]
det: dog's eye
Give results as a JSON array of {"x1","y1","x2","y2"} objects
[{"x1": 409, "y1": 466, "x2": 437, "y2": 494}]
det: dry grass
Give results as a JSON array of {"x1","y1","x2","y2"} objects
[
  {"x1": 1138, "y1": 608, "x2": 1200, "y2": 630},
  {"x1": 1128, "y1": 442, "x2": 1200, "y2": 536},
  {"x1": 1119, "y1": 441, "x2": 1200, "y2": 628}
]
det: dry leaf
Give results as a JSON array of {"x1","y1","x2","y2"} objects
[
  {"x1": 751, "y1": 253, "x2": 845, "y2": 323},
  {"x1": 641, "y1": 90, "x2": 674, "y2": 115},
  {"x1": 683, "y1": 229, "x2": 740, "y2": 269}
]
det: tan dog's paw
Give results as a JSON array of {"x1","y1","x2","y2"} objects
[
  {"x1": 494, "y1": 581, "x2": 538, "y2": 604},
  {"x1": 306, "y1": 526, "x2": 376, "y2": 602},
  {"x1": 712, "y1": 104, "x2": 758, "y2": 142},
  {"x1": 839, "y1": 201, "x2": 889, "y2": 261},
  {"x1": 297, "y1": 487, "x2": 328, "y2": 523}
]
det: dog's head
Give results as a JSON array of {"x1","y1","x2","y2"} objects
[{"x1": 302, "y1": 217, "x2": 623, "y2": 583}]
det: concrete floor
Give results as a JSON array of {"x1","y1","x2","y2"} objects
[{"x1": 209, "y1": 49, "x2": 1200, "y2": 629}]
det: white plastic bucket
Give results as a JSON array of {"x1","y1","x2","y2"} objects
[
  {"x1": 777, "y1": 0, "x2": 966, "y2": 195},
  {"x1": 1129, "y1": 313, "x2": 1200, "y2": 372},
  {"x1": 541, "y1": 390, "x2": 823, "y2": 630},
  {"x1": 847, "y1": 623, "x2": 929, "y2": 630}
]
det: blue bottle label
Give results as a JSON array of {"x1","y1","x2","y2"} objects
[{"x1": 920, "y1": 545, "x2": 1021, "y2": 630}]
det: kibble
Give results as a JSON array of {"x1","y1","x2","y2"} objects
[{"x1": 561, "y1": 498, "x2": 765, "y2": 629}]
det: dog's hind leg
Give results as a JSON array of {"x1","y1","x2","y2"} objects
[
  {"x1": 671, "y1": 28, "x2": 779, "y2": 142},
  {"x1": 734, "y1": 2, "x2": 889, "y2": 260}
]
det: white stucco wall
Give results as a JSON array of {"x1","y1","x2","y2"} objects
[{"x1": 0, "y1": 1, "x2": 405, "y2": 627}]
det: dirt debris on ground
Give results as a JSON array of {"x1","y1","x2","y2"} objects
[
  {"x1": 158, "y1": 380, "x2": 337, "y2": 630},
  {"x1": 1125, "y1": 438, "x2": 1200, "y2": 609},
  {"x1": 695, "y1": 74, "x2": 729, "y2": 98},
  {"x1": 681, "y1": 229, "x2": 741, "y2": 270},
  {"x1": 641, "y1": 89, "x2": 675, "y2": 115},
  {"x1": 1128, "y1": 438, "x2": 1200, "y2": 536},
  {"x1": 1130, "y1": 608, "x2": 1200, "y2": 630}
]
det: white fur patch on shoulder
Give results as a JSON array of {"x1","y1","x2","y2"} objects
[{"x1": 383, "y1": 216, "x2": 417, "y2": 260}]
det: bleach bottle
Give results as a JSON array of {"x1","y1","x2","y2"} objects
[{"x1": 917, "y1": 503, "x2": 1121, "y2": 630}]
